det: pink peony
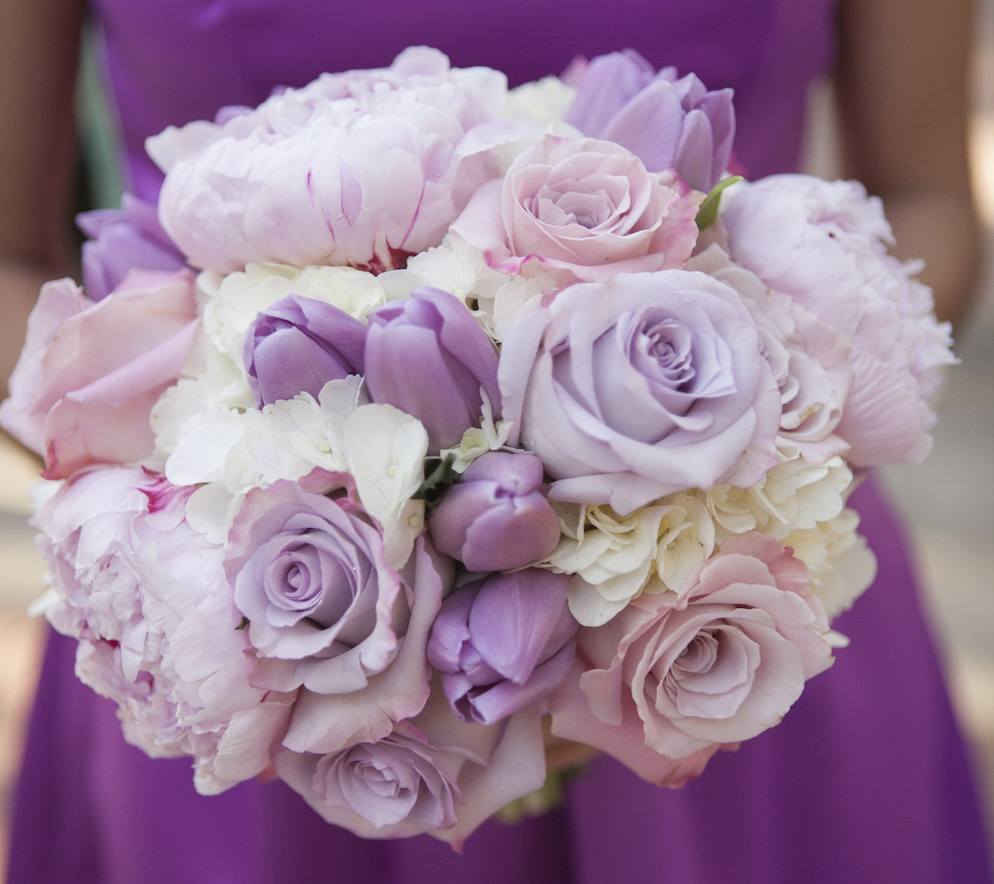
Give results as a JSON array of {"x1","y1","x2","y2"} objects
[
  {"x1": 149, "y1": 47, "x2": 525, "y2": 274},
  {"x1": 722, "y1": 174, "x2": 955, "y2": 467},
  {"x1": 549, "y1": 533, "x2": 834, "y2": 777},
  {"x1": 0, "y1": 269, "x2": 198, "y2": 479},
  {"x1": 498, "y1": 270, "x2": 781, "y2": 514},
  {"x1": 452, "y1": 135, "x2": 701, "y2": 283},
  {"x1": 34, "y1": 466, "x2": 295, "y2": 795}
]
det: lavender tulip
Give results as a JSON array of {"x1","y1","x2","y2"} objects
[
  {"x1": 427, "y1": 569, "x2": 577, "y2": 725},
  {"x1": 364, "y1": 287, "x2": 500, "y2": 452},
  {"x1": 77, "y1": 193, "x2": 187, "y2": 300},
  {"x1": 566, "y1": 51, "x2": 735, "y2": 193},
  {"x1": 428, "y1": 452, "x2": 560, "y2": 571},
  {"x1": 244, "y1": 294, "x2": 366, "y2": 407}
]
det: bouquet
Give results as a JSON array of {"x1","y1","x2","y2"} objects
[{"x1": 0, "y1": 47, "x2": 954, "y2": 846}]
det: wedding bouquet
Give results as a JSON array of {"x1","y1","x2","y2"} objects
[{"x1": 0, "y1": 47, "x2": 953, "y2": 846}]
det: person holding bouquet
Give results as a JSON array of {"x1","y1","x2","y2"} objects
[{"x1": 0, "y1": 0, "x2": 991, "y2": 882}]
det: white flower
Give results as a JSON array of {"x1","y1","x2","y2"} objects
[
  {"x1": 401, "y1": 233, "x2": 556, "y2": 341},
  {"x1": 245, "y1": 376, "x2": 366, "y2": 485},
  {"x1": 343, "y1": 403, "x2": 428, "y2": 569},
  {"x1": 706, "y1": 447, "x2": 853, "y2": 543},
  {"x1": 784, "y1": 507, "x2": 877, "y2": 620},
  {"x1": 501, "y1": 76, "x2": 576, "y2": 124},
  {"x1": 202, "y1": 262, "x2": 388, "y2": 367},
  {"x1": 546, "y1": 502, "x2": 668, "y2": 627},
  {"x1": 651, "y1": 490, "x2": 716, "y2": 592}
]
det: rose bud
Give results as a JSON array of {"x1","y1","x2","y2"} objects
[
  {"x1": 77, "y1": 193, "x2": 187, "y2": 301},
  {"x1": 244, "y1": 294, "x2": 367, "y2": 407},
  {"x1": 427, "y1": 569, "x2": 577, "y2": 725},
  {"x1": 565, "y1": 50, "x2": 735, "y2": 193},
  {"x1": 428, "y1": 451, "x2": 560, "y2": 571},
  {"x1": 364, "y1": 287, "x2": 500, "y2": 452}
]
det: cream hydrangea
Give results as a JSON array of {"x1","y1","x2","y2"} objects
[{"x1": 784, "y1": 507, "x2": 877, "y2": 619}]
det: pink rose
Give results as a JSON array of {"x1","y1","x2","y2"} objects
[
  {"x1": 0, "y1": 269, "x2": 199, "y2": 479},
  {"x1": 453, "y1": 135, "x2": 701, "y2": 283},
  {"x1": 549, "y1": 533, "x2": 834, "y2": 778},
  {"x1": 722, "y1": 174, "x2": 955, "y2": 467}
]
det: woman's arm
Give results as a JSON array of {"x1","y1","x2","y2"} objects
[
  {"x1": 0, "y1": 0, "x2": 85, "y2": 390},
  {"x1": 836, "y1": 0, "x2": 982, "y2": 328}
]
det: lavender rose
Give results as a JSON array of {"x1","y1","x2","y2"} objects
[
  {"x1": 226, "y1": 473, "x2": 411, "y2": 695},
  {"x1": 499, "y1": 270, "x2": 782, "y2": 515},
  {"x1": 244, "y1": 294, "x2": 367, "y2": 407},
  {"x1": 549, "y1": 533, "x2": 833, "y2": 777},
  {"x1": 565, "y1": 50, "x2": 735, "y2": 193},
  {"x1": 275, "y1": 689, "x2": 546, "y2": 846},
  {"x1": 428, "y1": 451, "x2": 560, "y2": 571},
  {"x1": 364, "y1": 287, "x2": 501, "y2": 452},
  {"x1": 427, "y1": 569, "x2": 577, "y2": 724},
  {"x1": 453, "y1": 136, "x2": 701, "y2": 284},
  {"x1": 77, "y1": 193, "x2": 187, "y2": 300}
]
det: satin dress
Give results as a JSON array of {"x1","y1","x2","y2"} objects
[{"x1": 8, "y1": 1, "x2": 993, "y2": 881}]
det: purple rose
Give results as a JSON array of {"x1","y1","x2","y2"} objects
[
  {"x1": 244, "y1": 294, "x2": 367, "y2": 407},
  {"x1": 427, "y1": 569, "x2": 577, "y2": 725},
  {"x1": 565, "y1": 51, "x2": 735, "y2": 193},
  {"x1": 428, "y1": 451, "x2": 560, "y2": 571},
  {"x1": 77, "y1": 193, "x2": 187, "y2": 301},
  {"x1": 275, "y1": 689, "x2": 546, "y2": 846},
  {"x1": 226, "y1": 473, "x2": 411, "y2": 695},
  {"x1": 364, "y1": 287, "x2": 500, "y2": 452},
  {"x1": 276, "y1": 723, "x2": 462, "y2": 833},
  {"x1": 499, "y1": 270, "x2": 782, "y2": 515}
]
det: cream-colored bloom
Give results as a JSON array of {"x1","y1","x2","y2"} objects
[
  {"x1": 651, "y1": 490, "x2": 716, "y2": 593},
  {"x1": 343, "y1": 403, "x2": 428, "y2": 569},
  {"x1": 401, "y1": 233, "x2": 556, "y2": 341},
  {"x1": 707, "y1": 447, "x2": 853, "y2": 543},
  {"x1": 501, "y1": 76, "x2": 576, "y2": 124},
  {"x1": 784, "y1": 507, "x2": 877, "y2": 620},
  {"x1": 201, "y1": 263, "x2": 388, "y2": 367},
  {"x1": 545, "y1": 502, "x2": 667, "y2": 627}
]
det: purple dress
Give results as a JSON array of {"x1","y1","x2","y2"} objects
[{"x1": 8, "y1": 2, "x2": 993, "y2": 882}]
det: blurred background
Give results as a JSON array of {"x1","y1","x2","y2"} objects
[{"x1": 0, "y1": 4, "x2": 993, "y2": 878}]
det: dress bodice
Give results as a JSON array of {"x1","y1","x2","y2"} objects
[{"x1": 88, "y1": 0, "x2": 837, "y2": 198}]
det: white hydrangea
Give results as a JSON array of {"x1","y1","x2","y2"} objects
[
  {"x1": 201, "y1": 262, "x2": 389, "y2": 367},
  {"x1": 707, "y1": 447, "x2": 853, "y2": 543},
  {"x1": 784, "y1": 507, "x2": 877, "y2": 620},
  {"x1": 401, "y1": 232, "x2": 557, "y2": 341}
]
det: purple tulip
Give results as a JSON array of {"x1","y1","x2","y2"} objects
[
  {"x1": 426, "y1": 569, "x2": 577, "y2": 725},
  {"x1": 243, "y1": 294, "x2": 367, "y2": 408},
  {"x1": 565, "y1": 50, "x2": 735, "y2": 193},
  {"x1": 428, "y1": 452, "x2": 560, "y2": 571},
  {"x1": 364, "y1": 287, "x2": 500, "y2": 452},
  {"x1": 77, "y1": 193, "x2": 187, "y2": 300}
]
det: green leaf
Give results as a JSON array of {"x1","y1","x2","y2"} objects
[
  {"x1": 696, "y1": 176, "x2": 743, "y2": 230},
  {"x1": 412, "y1": 454, "x2": 459, "y2": 511}
]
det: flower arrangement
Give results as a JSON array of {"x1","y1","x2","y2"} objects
[{"x1": 0, "y1": 47, "x2": 953, "y2": 847}]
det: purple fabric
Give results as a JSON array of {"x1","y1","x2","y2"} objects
[
  {"x1": 8, "y1": 1, "x2": 993, "y2": 881},
  {"x1": 90, "y1": 0, "x2": 835, "y2": 199}
]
